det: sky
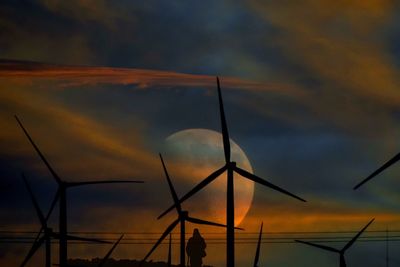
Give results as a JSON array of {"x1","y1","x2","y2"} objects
[{"x1": 1, "y1": 0, "x2": 400, "y2": 266}]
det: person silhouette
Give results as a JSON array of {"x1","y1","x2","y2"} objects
[{"x1": 186, "y1": 228, "x2": 206, "y2": 267}]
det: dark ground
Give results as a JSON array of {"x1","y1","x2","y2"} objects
[{"x1": 68, "y1": 258, "x2": 213, "y2": 267}]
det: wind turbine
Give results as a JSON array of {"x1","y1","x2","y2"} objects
[
  {"x1": 142, "y1": 154, "x2": 240, "y2": 266},
  {"x1": 15, "y1": 115, "x2": 144, "y2": 267},
  {"x1": 295, "y1": 219, "x2": 375, "y2": 267},
  {"x1": 354, "y1": 151, "x2": 400, "y2": 189},
  {"x1": 157, "y1": 77, "x2": 306, "y2": 267},
  {"x1": 253, "y1": 222, "x2": 263, "y2": 267},
  {"x1": 21, "y1": 173, "x2": 110, "y2": 267}
]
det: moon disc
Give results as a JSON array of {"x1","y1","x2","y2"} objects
[{"x1": 164, "y1": 128, "x2": 254, "y2": 226}]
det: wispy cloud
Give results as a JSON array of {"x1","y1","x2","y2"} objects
[
  {"x1": 248, "y1": 0, "x2": 400, "y2": 106},
  {"x1": 0, "y1": 59, "x2": 304, "y2": 96}
]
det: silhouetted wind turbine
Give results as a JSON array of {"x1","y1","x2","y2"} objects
[
  {"x1": 253, "y1": 222, "x2": 263, "y2": 267},
  {"x1": 142, "y1": 154, "x2": 240, "y2": 266},
  {"x1": 158, "y1": 77, "x2": 306, "y2": 267},
  {"x1": 354, "y1": 151, "x2": 400, "y2": 189},
  {"x1": 21, "y1": 173, "x2": 110, "y2": 267},
  {"x1": 295, "y1": 219, "x2": 375, "y2": 267},
  {"x1": 15, "y1": 115, "x2": 144, "y2": 267}
]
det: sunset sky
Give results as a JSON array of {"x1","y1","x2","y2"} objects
[{"x1": 1, "y1": 1, "x2": 400, "y2": 266}]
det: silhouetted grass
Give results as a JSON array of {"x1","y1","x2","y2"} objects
[{"x1": 68, "y1": 258, "x2": 213, "y2": 267}]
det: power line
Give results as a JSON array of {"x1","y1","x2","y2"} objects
[
  {"x1": 2, "y1": 239, "x2": 400, "y2": 245},
  {"x1": 2, "y1": 230, "x2": 400, "y2": 235},
  {"x1": 0, "y1": 235, "x2": 400, "y2": 242}
]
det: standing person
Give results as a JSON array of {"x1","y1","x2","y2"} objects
[{"x1": 186, "y1": 228, "x2": 206, "y2": 267}]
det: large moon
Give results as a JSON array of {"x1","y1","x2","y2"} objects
[{"x1": 164, "y1": 128, "x2": 254, "y2": 226}]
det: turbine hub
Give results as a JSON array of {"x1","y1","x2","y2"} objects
[{"x1": 181, "y1": 211, "x2": 189, "y2": 217}]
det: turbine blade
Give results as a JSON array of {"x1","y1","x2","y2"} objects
[
  {"x1": 56, "y1": 234, "x2": 111, "y2": 244},
  {"x1": 67, "y1": 180, "x2": 144, "y2": 187},
  {"x1": 253, "y1": 222, "x2": 263, "y2": 267},
  {"x1": 20, "y1": 235, "x2": 46, "y2": 267},
  {"x1": 186, "y1": 216, "x2": 244, "y2": 230},
  {"x1": 159, "y1": 153, "x2": 182, "y2": 214},
  {"x1": 216, "y1": 77, "x2": 231, "y2": 163},
  {"x1": 21, "y1": 173, "x2": 47, "y2": 227},
  {"x1": 30, "y1": 227, "x2": 45, "y2": 253},
  {"x1": 45, "y1": 188, "x2": 60, "y2": 222},
  {"x1": 15, "y1": 115, "x2": 62, "y2": 184},
  {"x1": 98, "y1": 234, "x2": 124, "y2": 267},
  {"x1": 295, "y1": 240, "x2": 340, "y2": 253},
  {"x1": 157, "y1": 165, "x2": 227, "y2": 219},
  {"x1": 141, "y1": 219, "x2": 179, "y2": 263},
  {"x1": 354, "y1": 153, "x2": 400, "y2": 190},
  {"x1": 234, "y1": 166, "x2": 306, "y2": 202},
  {"x1": 342, "y1": 218, "x2": 375, "y2": 252},
  {"x1": 29, "y1": 189, "x2": 60, "y2": 255}
]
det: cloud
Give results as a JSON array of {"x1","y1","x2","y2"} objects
[
  {"x1": 0, "y1": 79, "x2": 159, "y2": 181},
  {"x1": 249, "y1": 1, "x2": 400, "y2": 102},
  {"x1": 0, "y1": 59, "x2": 304, "y2": 97},
  {"x1": 39, "y1": 0, "x2": 129, "y2": 28},
  {"x1": 249, "y1": 0, "x2": 400, "y2": 103}
]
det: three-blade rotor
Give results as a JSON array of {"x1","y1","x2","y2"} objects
[
  {"x1": 157, "y1": 77, "x2": 305, "y2": 220},
  {"x1": 295, "y1": 219, "x2": 375, "y2": 267}
]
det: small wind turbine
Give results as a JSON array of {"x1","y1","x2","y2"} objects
[
  {"x1": 354, "y1": 152, "x2": 400, "y2": 190},
  {"x1": 253, "y1": 222, "x2": 263, "y2": 267},
  {"x1": 15, "y1": 115, "x2": 144, "y2": 267},
  {"x1": 141, "y1": 154, "x2": 240, "y2": 266},
  {"x1": 295, "y1": 219, "x2": 375, "y2": 267},
  {"x1": 157, "y1": 77, "x2": 306, "y2": 267},
  {"x1": 21, "y1": 173, "x2": 110, "y2": 267}
]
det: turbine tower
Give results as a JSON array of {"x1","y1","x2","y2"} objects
[
  {"x1": 15, "y1": 116, "x2": 144, "y2": 267},
  {"x1": 21, "y1": 173, "x2": 110, "y2": 267},
  {"x1": 168, "y1": 234, "x2": 172, "y2": 267},
  {"x1": 142, "y1": 154, "x2": 240, "y2": 266},
  {"x1": 158, "y1": 77, "x2": 306, "y2": 267},
  {"x1": 295, "y1": 219, "x2": 375, "y2": 267},
  {"x1": 253, "y1": 222, "x2": 263, "y2": 267}
]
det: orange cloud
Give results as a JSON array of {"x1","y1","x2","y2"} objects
[
  {"x1": 248, "y1": 0, "x2": 400, "y2": 106},
  {"x1": 0, "y1": 79, "x2": 159, "y2": 180},
  {"x1": 0, "y1": 60, "x2": 305, "y2": 97}
]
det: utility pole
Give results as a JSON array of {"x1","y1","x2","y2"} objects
[{"x1": 386, "y1": 226, "x2": 389, "y2": 267}]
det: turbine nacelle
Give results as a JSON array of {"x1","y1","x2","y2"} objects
[
  {"x1": 228, "y1": 161, "x2": 237, "y2": 168},
  {"x1": 180, "y1": 210, "x2": 189, "y2": 219}
]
